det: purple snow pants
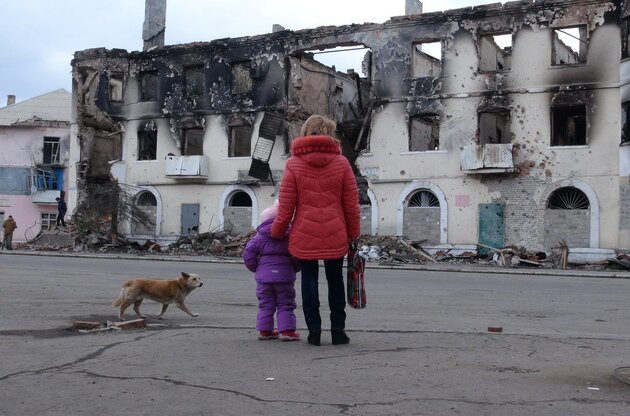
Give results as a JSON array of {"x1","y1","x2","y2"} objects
[{"x1": 256, "y1": 281, "x2": 297, "y2": 333}]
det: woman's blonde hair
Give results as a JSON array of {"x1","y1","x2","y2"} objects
[{"x1": 300, "y1": 114, "x2": 338, "y2": 139}]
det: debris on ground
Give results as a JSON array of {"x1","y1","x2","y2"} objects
[
  {"x1": 14, "y1": 223, "x2": 629, "y2": 272},
  {"x1": 607, "y1": 251, "x2": 630, "y2": 270}
]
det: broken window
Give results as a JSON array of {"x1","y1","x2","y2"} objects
[
  {"x1": 478, "y1": 111, "x2": 511, "y2": 145},
  {"x1": 231, "y1": 62, "x2": 252, "y2": 95},
  {"x1": 43, "y1": 137, "x2": 60, "y2": 164},
  {"x1": 479, "y1": 34, "x2": 512, "y2": 71},
  {"x1": 552, "y1": 26, "x2": 587, "y2": 65},
  {"x1": 41, "y1": 213, "x2": 57, "y2": 230},
  {"x1": 308, "y1": 45, "x2": 372, "y2": 78},
  {"x1": 229, "y1": 125, "x2": 253, "y2": 157},
  {"x1": 551, "y1": 105, "x2": 586, "y2": 146},
  {"x1": 623, "y1": 17, "x2": 630, "y2": 59},
  {"x1": 185, "y1": 65, "x2": 204, "y2": 98},
  {"x1": 31, "y1": 167, "x2": 59, "y2": 191},
  {"x1": 183, "y1": 128, "x2": 204, "y2": 156},
  {"x1": 412, "y1": 41, "x2": 441, "y2": 78},
  {"x1": 229, "y1": 191, "x2": 252, "y2": 207},
  {"x1": 140, "y1": 71, "x2": 159, "y2": 101},
  {"x1": 137, "y1": 130, "x2": 157, "y2": 160},
  {"x1": 622, "y1": 101, "x2": 630, "y2": 144},
  {"x1": 547, "y1": 187, "x2": 589, "y2": 209},
  {"x1": 409, "y1": 114, "x2": 440, "y2": 151},
  {"x1": 109, "y1": 72, "x2": 123, "y2": 102}
]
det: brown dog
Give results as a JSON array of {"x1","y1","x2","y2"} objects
[{"x1": 112, "y1": 272, "x2": 203, "y2": 320}]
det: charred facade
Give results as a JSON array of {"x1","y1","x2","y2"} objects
[{"x1": 70, "y1": 0, "x2": 630, "y2": 259}]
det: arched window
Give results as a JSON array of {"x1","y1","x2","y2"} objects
[
  {"x1": 407, "y1": 190, "x2": 440, "y2": 207},
  {"x1": 136, "y1": 191, "x2": 157, "y2": 207},
  {"x1": 547, "y1": 187, "x2": 589, "y2": 210},
  {"x1": 229, "y1": 191, "x2": 252, "y2": 207}
]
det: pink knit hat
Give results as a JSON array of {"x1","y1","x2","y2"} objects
[{"x1": 259, "y1": 200, "x2": 279, "y2": 223}]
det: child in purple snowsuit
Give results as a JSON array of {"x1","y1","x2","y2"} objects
[{"x1": 243, "y1": 201, "x2": 301, "y2": 341}]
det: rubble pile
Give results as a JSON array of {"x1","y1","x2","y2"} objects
[
  {"x1": 14, "y1": 222, "x2": 629, "y2": 272},
  {"x1": 165, "y1": 230, "x2": 256, "y2": 257}
]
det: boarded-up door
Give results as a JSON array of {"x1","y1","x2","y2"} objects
[
  {"x1": 478, "y1": 203, "x2": 504, "y2": 255},
  {"x1": 181, "y1": 204, "x2": 199, "y2": 235}
]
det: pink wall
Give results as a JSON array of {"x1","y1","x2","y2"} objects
[{"x1": 1, "y1": 195, "x2": 57, "y2": 242}]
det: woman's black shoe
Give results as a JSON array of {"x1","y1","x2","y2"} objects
[
  {"x1": 307, "y1": 331, "x2": 321, "y2": 346},
  {"x1": 331, "y1": 329, "x2": 350, "y2": 345}
]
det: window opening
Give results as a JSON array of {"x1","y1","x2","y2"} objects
[
  {"x1": 138, "y1": 130, "x2": 157, "y2": 160},
  {"x1": 229, "y1": 125, "x2": 253, "y2": 157},
  {"x1": 623, "y1": 17, "x2": 630, "y2": 59},
  {"x1": 185, "y1": 66, "x2": 204, "y2": 98},
  {"x1": 551, "y1": 105, "x2": 586, "y2": 146},
  {"x1": 231, "y1": 62, "x2": 252, "y2": 95},
  {"x1": 412, "y1": 41, "x2": 441, "y2": 78},
  {"x1": 479, "y1": 34, "x2": 512, "y2": 71},
  {"x1": 479, "y1": 111, "x2": 511, "y2": 145},
  {"x1": 407, "y1": 190, "x2": 440, "y2": 207},
  {"x1": 136, "y1": 191, "x2": 157, "y2": 206},
  {"x1": 43, "y1": 137, "x2": 60, "y2": 164},
  {"x1": 109, "y1": 72, "x2": 123, "y2": 102},
  {"x1": 183, "y1": 129, "x2": 203, "y2": 155},
  {"x1": 548, "y1": 187, "x2": 589, "y2": 210},
  {"x1": 229, "y1": 191, "x2": 252, "y2": 207},
  {"x1": 41, "y1": 213, "x2": 57, "y2": 230},
  {"x1": 409, "y1": 115, "x2": 440, "y2": 151},
  {"x1": 310, "y1": 45, "x2": 371, "y2": 78},
  {"x1": 552, "y1": 26, "x2": 587, "y2": 65},
  {"x1": 140, "y1": 71, "x2": 159, "y2": 101},
  {"x1": 31, "y1": 167, "x2": 59, "y2": 191}
]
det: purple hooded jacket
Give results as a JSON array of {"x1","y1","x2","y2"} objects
[{"x1": 243, "y1": 218, "x2": 298, "y2": 283}]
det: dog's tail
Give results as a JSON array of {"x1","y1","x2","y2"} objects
[{"x1": 112, "y1": 288, "x2": 125, "y2": 307}]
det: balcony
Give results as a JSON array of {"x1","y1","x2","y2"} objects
[
  {"x1": 31, "y1": 189, "x2": 61, "y2": 204},
  {"x1": 460, "y1": 143, "x2": 515, "y2": 174},
  {"x1": 165, "y1": 155, "x2": 209, "y2": 178}
]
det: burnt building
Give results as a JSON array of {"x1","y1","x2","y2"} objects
[{"x1": 70, "y1": 0, "x2": 630, "y2": 261}]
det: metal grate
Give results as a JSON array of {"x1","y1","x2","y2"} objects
[
  {"x1": 136, "y1": 191, "x2": 157, "y2": 206},
  {"x1": 408, "y1": 190, "x2": 439, "y2": 207},
  {"x1": 548, "y1": 187, "x2": 589, "y2": 210}
]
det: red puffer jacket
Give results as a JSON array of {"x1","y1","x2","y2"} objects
[{"x1": 271, "y1": 135, "x2": 360, "y2": 260}]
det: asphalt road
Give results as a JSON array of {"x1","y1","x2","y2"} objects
[{"x1": 0, "y1": 253, "x2": 629, "y2": 415}]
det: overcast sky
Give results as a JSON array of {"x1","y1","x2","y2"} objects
[{"x1": 0, "y1": 0, "x2": 499, "y2": 106}]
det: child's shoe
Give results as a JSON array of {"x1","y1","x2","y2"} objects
[
  {"x1": 280, "y1": 330, "x2": 301, "y2": 342},
  {"x1": 258, "y1": 330, "x2": 279, "y2": 340}
]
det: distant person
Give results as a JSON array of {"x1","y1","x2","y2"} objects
[
  {"x1": 271, "y1": 114, "x2": 360, "y2": 346},
  {"x1": 243, "y1": 200, "x2": 301, "y2": 342},
  {"x1": 2, "y1": 215, "x2": 17, "y2": 250},
  {"x1": 56, "y1": 197, "x2": 67, "y2": 227}
]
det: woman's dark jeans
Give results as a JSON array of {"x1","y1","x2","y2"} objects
[{"x1": 298, "y1": 258, "x2": 346, "y2": 332}]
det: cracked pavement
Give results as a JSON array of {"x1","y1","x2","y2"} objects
[{"x1": 0, "y1": 253, "x2": 629, "y2": 415}]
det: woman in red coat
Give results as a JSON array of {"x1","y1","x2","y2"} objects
[{"x1": 271, "y1": 114, "x2": 360, "y2": 346}]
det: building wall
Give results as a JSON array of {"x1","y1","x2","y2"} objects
[
  {"x1": 0, "y1": 125, "x2": 70, "y2": 242},
  {"x1": 70, "y1": 0, "x2": 628, "y2": 253}
]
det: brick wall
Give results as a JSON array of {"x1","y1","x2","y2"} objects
[
  {"x1": 223, "y1": 207, "x2": 252, "y2": 235},
  {"x1": 481, "y1": 177, "x2": 546, "y2": 250},
  {"x1": 544, "y1": 209, "x2": 590, "y2": 248},
  {"x1": 360, "y1": 205, "x2": 372, "y2": 235},
  {"x1": 402, "y1": 207, "x2": 440, "y2": 243}
]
